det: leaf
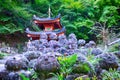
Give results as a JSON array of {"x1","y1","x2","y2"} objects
[{"x1": 19, "y1": 74, "x2": 30, "y2": 80}]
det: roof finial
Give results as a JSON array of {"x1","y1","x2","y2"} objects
[{"x1": 48, "y1": 5, "x2": 51, "y2": 18}]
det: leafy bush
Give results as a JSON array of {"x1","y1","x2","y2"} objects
[
  {"x1": 57, "y1": 54, "x2": 77, "y2": 77},
  {"x1": 0, "y1": 0, "x2": 120, "y2": 41},
  {"x1": 0, "y1": 52, "x2": 9, "y2": 59},
  {"x1": 102, "y1": 68, "x2": 120, "y2": 80},
  {"x1": 108, "y1": 43, "x2": 120, "y2": 52},
  {"x1": 49, "y1": 54, "x2": 77, "y2": 80}
]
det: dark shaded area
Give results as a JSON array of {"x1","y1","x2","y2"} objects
[{"x1": 0, "y1": 32, "x2": 28, "y2": 47}]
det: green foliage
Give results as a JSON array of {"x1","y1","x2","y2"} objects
[
  {"x1": 73, "y1": 62, "x2": 91, "y2": 74},
  {"x1": 28, "y1": 68, "x2": 38, "y2": 80},
  {"x1": 19, "y1": 73, "x2": 30, "y2": 80},
  {"x1": 75, "y1": 77, "x2": 90, "y2": 80},
  {"x1": 32, "y1": 23, "x2": 42, "y2": 31},
  {"x1": 49, "y1": 73, "x2": 64, "y2": 80},
  {"x1": 84, "y1": 49, "x2": 102, "y2": 75},
  {"x1": 0, "y1": 52, "x2": 9, "y2": 59},
  {"x1": 0, "y1": 0, "x2": 36, "y2": 34},
  {"x1": 0, "y1": 0, "x2": 120, "y2": 41},
  {"x1": 50, "y1": 54, "x2": 77, "y2": 80},
  {"x1": 87, "y1": 54, "x2": 101, "y2": 66},
  {"x1": 99, "y1": 6, "x2": 120, "y2": 27},
  {"x1": 57, "y1": 54, "x2": 77, "y2": 76},
  {"x1": 108, "y1": 43, "x2": 120, "y2": 52},
  {"x1": 91, "y1": 75, "x2": 98, "y2": 80},
  {"x1": 102, "y1": 68, "x2": 120, "y2": 80},
  {"x1": 31, "y1": 71, "x2": 38, "y2": 79}
]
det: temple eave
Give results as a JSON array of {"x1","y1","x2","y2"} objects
[
  {"x1": 26, "y1": 27, "x2": 65, "y2": 36},
  {"x1": 34, "y1": 19, "x2": 60, "y2": 24}
]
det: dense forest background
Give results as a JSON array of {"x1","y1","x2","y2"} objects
[{"x1": 0, "y1": 0, "x2": 120, "y2": 44}]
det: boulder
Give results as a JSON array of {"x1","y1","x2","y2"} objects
[
  {"x1": 97, "y1": 53, "x2": 119, "y2": 70},
  {"x1": 17, "y1": 70, "x2": 32, "y2": 78},
  {"x1": 114, "y1": 51, "x2": 120, "y2": 59},
  {"x1": 49, "y1": 33, "x2": 57, "y2": 40},
  {"x1": 24, "y1": 51, "x2": 42, "y2": 60},
  {"x1": 0, "y1": 70, "x2": 9, "y2": 80},
  {"x1": 88, "y1": 41, "x2": 96, "y2": 48},
  {"x1": 78, "y1": 39, "x2": 86, "y2": 47},
  {"x1": 66, "y1": 74, "x2": 79, "y2": 80},
  {"x1": 5, "y1": 55, "x2": 28, "y2": 71},
  {"x1": 28, "y1": 59, "x2": 37, "y2": 68},
  {"x1": 40, "y1": 33, "x2": 47, "y2": 39},
  {"x1": 0, "y1": 70, "x2": 20, "y2": 80},
  {"x1": 58, "y1": 35, "x2": 68, "y2": 47},
  {"x1": 34, "y1": 53, "x2": 60, "y2": 74},
  {"x1": 8, "y1": 72, "x2": 20, "y2": 80},
  {"x1": 91, "y1": 48, "x2": 103, "y2": 56}
]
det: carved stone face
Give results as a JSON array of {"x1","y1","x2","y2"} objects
[
  {"x1": 97, "y1": 53, "x2": 119, "y2": 70},
  {"x1": 5, "y1": 58, "x2": 24, "y2": 71},
  {"x1": 5, "y1": 55, "x2": 28, "y2": 71},
  {"x1": 34, "y1": 53, "x2": 60, "y2": 73},
  {"x1": 24, "y1": 51, "x2": 41, "y2": 60},
  {"x1": 88, "y1": 41, "x2": 96, "y2": 48}
]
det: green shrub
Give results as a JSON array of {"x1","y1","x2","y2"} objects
[
  {"x1": 57, "y1": 54, "x2": 77, "y2": 76},
  {"x1": 0, "y1": 52, "x2": 9, "y2": 59},
  {"x1": 102, "y1": 68, "x2": 120, "y2": 80},
  {"x1": 108, "y1": 43, "x2": 120, "y2": 52}
]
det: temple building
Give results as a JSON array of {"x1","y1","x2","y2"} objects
[{"x1": 26, "y1": 14, "x2": 65, "y2": 40}]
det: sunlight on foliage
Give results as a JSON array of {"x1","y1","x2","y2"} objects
[
  {"x1": 102, "y1": 68, "x2": 120, "y2": 80},
  {"x1": 57, "y1": 54, "x2": 77, "y2": 77}
]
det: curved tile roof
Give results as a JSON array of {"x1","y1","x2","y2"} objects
[{"x1": 33, "y1": 14, "x2": 61, "y2": 21}]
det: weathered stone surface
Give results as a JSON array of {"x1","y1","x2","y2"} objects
[
  {"x1": 5, "y1": 55, "x2": 28, "y2": 71},
  {"x1": 17, "y1": 70, "x2": 32, "y2": 78},
  {"x1": 24, "y1": 51, "x2": 41, "y2": 60},
  {"x1": 68, "y1": 33, "x2": 77, "y2": 44},
  {"x1": 66, "y1": 74, "x2": 79, "y2": 80},
  {"x1": 0, "y1": 70, "x2": 9, "y2": 80},
  {"x1": 8, "y1": 72, "x2": 20, "y2": 80},
  {"x1": 79, "y1": 47, "x2": 88, "y2": 55},
  {"x1": 28, "y1": 59, "x2": 37, "y2": 68},
  {"x1": 77, "y1": 53, "x2": 87, "y2": 62},
  {"x1": 91, "y1": 48, "x2": 103, "y2": 56},
  {"x1": 34, "y1": 53, "x2": 60, "y2": 73},
  {"x1": 49, "y1": 40, "x2": 61, "y2": 49},
  {"x1": 58, "y1": 34, "x2": 68, "y2": 47},
  {"x1": 0, "y1": 47, "x2": 18, "y2": 54},
  {"x1": 49, "y1": 33, "x2": 57, "y2": 40},
  {"x1": 78, "y1": 39, "x2": 86, "y2": 47},
  {"x1": 0, "y1": 64, "x2": 5, "y2": 71},
  {"x1": 85, "y1": 43, "x2": 90, "y2": 48},
  {"x1": 114, "y1": 51, "x2": 120, "y2": 59},
  {"x1": 97, "y1": 53, "x2": 119, "y2": 70},
  {"x1": 0, "y1": 70, "x2": 20, "y2": 80},
  {"x1": 40, "y1": 33, "x2": 47, "y2": 39},
  {"x1": 88, "y1": 41, "x2": 96, "y2": 48}
]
